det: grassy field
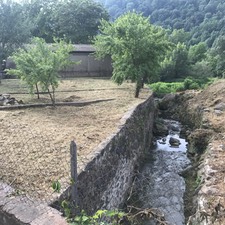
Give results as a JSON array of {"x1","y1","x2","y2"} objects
[{"x1": 0, "y1": 78, "x2": 151, "y2": 202}]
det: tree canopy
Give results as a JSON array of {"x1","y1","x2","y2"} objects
[
  {"x1": 23, "y1": 0, "x2": 109, "y2": 43},
  {"x1": 0, "y1": 0, "x2": 31, "y2": 69},
  {"x1": 94, "y1": 12, "x2": 172, "y2": 97},
  {"x1": 96, "y1": 0, "x2": 225, "y2": 48}
]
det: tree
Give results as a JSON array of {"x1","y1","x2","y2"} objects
[
  {"x1": 7, "y1": 38, "x2": 74, "y2": 105},
  {"x1": 208, "y1": 36, "x2": 225, "y2": 77},
  {"x1": 160, "y1": 42, "x2": 189, "y2": 81},
  {"x1": 173, "y1": 43, "x2": 189, "y2": 78},
  {"x1": 52, "y1": 0, "x2": 109, "y2": 43},
  {"x1": 0, "y1": 0, "x2": 31, "y2": 69},
  {"x1": 188, "y1": 42, "x2": 207, "y2": 64},
  {"x1": 23, "y1": 0, "x2": 57, "y2": 43},
  {"x1": 94, "y1": 12, "x2": 171, "y2": 97}
]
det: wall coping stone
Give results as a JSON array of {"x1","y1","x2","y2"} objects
[{"x1": 0, "y1": 182, "x2": 67, "y2": 225}]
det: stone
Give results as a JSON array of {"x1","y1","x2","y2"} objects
[
  {"x1": 153, "y1": 120, "x2": 169, "y2": 136},
  {"x1": 214, "y1": 102, "x2": 225, "y2": 111},
  {"x1": 170, "y1": 124, "x2": 180, "y2": 132},
  {"x1": 0, "y1": 94, "x2": 22, "y2": 106},
  {"x1": 169, "y1": 137, "x2": 181, "y2": 147},
  {"x1": 158, "y1": 93, "x2": 177, "y2": 110},
  {"x1": 214, "y1": 109, "x2": 223, "y2": 115}
]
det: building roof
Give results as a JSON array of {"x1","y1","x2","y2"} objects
[{"x1": 72, "y1": 44, "x2": 96, "y2": 53}]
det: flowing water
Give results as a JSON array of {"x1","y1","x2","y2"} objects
[{"x1": 135, "y1": 120, "x2": 191, "y2": 225}]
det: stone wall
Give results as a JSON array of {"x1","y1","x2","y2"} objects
[
  {"x1": 65, "y1": 94, "x2": 156, "y2": 213},
  {"x1": 0, "y1": 94, "x2": 156, "y2": 224}
]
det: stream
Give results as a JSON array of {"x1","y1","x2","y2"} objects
[{"x1": 134, "y1": 120, "x2": 191, "y2": 225}]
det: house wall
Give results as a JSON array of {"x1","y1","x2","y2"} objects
[
  {"x1": 59, "y1": 53, "x2": 112, "y2": 78},
  {"x1": 5, "y1": 52, "x2": 112, "y2": 79}
]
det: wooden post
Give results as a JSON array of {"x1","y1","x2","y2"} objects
[{"x1": 70, "y1": 140, "x2": 78, "y2": 215}]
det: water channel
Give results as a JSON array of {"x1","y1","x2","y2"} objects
[{"x1": 134, "y1": 120, "x2": 191, "y2": 225}]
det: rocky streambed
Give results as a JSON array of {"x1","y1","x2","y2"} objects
[{"x1": 131, "y1": 120, "x2": 191, "y2": 225}]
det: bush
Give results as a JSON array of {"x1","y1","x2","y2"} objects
[
  {"x1": 150, "y1": 77, "x2": 215, "y2": 96},
  {"x1": 149, "y1": 82, "x2": 184, "y2": 95}
]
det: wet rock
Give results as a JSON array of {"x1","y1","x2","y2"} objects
[
  {"x1": 169, "y1": 137, "x2": 181, "y2": 147},
  {"x1": 170, "y1": 124, "x2": 180, "y2": 132},
  {"x1": 153, "y1": 120, "x2": 169, "y2": 136}
]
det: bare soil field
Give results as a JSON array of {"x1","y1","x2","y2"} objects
[{"x1": 0, "y1": 78, "x2": 150, "y2": 202}]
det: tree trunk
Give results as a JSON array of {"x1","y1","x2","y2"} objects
[
  {"x1": 35, "y1": 83, "x2": 40, "y2": 99},
  {"x1": 135, "y1": 79, "x2": 142, "y2": 98},
  {"x1": 48, "y1": 88, "x2": 55, "y2": 107}
]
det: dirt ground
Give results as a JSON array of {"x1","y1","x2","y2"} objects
[
  {"x1": 0, "y1": 78, "x2": 150, "y2": 202},
  {"x1": 183, "y1": 79, "x2": 225, "y2": 224}
]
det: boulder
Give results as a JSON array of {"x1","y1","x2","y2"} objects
[
  {"x1": 158, "y1": 93, "x2": 177, "y2": 110},
  {"x1": 153, "y1": 121, "x2": 169, "y2": 136},
  {"x1": 169, "y1": 137, "x2": 181, "y2": 147}
]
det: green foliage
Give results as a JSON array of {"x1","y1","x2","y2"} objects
[
  {"x1": 207, "y1": 36, "x2": 225, "y2": 77},
  {"x1": 7, "y1": 37, "x2": 74, "y2": 105},
  {"x1": 52, "y1": 180, "x2": 61, "y2": 193},
  {"x1": 188, "y1": 42, "x2": 207, "y2": 64},
  {"x1": 189, "y1": 60, "x2": 213, "y2": 79},
  {"x1": 94, "y1": 12, "x2": 172, "y2": 97},
  {"x1": 96, "y1": 0, "x2": 225, "y2": 48},
  {"x1": 61, "y1": 200, "x2": 71, "y2": 219},
  {"x1": 160, "y1": 42, "x2": 189, "y2": 81},
  {"x1": 68, "y1": 209, "x2": 125, "y2": 225},
  {"x1": 0, "y1": 0, "x2": 31, "y2": 68},
  {"x1": 23, "y1": 0, "x2": 109, "y2": 43},
  {"x1": 150, "y1": 82, "x2": 184, "y2": 95},
  {"x1": 183, "y1": 78, "x2": 199, "y2": 90},
  {"x1": 54, "y1": 0, "x2": 109, "y2": 43},
  {"x1": 150, "y1": 77, "x2": 215, "y2": 95}
]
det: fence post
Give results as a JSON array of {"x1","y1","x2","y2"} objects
[{"x1": 70, "y1": 140, "x2": 78, "y2": 215}]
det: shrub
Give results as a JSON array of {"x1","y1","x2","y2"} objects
[{"x1": 149, "y1": 82, "x2": 184, "y2": 95}]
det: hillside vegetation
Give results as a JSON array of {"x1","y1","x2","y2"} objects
[{"x1": 96, "y1": 0, "x2": 225, "y2": 48}]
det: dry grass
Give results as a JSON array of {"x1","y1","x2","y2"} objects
[{"x1": 0, "y1": 78, "x2": 151, "y2": 202}]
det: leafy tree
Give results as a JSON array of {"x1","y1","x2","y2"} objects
[
  {"x1": 52, "y1": 0, "x2": 109, "y2": 43},
  {"x1": 7, "y1": 38, "x2": 74, "y2": 105},
  {"x1": 0, "y1": 0, "x2": 31, "y2": 69},
  {"x1": 208, "y1": 36, "x2": 225, "y2": 77},
  {"x1": 23, "y1": 0, "x2": 57, "y2": 43},
  {"x1": 169, "y1": 29, "x2": 190, "y2": 45},
  {"x1": 188, "y1": 42, "x2": 207, "y2": 64},
  {"x1": 160, "y1": 42, "x2": 189, "y2": 81},
  {"x1": 173, "y1": 43, "x2": 189, "y2": 78},
  {"x1": 94, "y1": 12, "x2": 171, "y2": 97}
]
